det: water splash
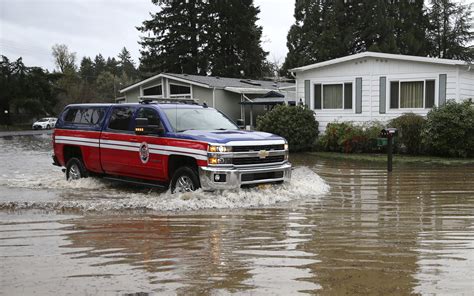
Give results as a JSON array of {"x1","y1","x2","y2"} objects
[{"x1": 0, "y1": 167, "x2": 329, "y2": 212}]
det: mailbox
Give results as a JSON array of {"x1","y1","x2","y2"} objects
[{"x1": 380, "y1": 128, "x2": 398, "y2": 138}]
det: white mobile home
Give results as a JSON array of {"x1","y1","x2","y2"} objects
[{"x1": 291, "y1": 52, "x2": 474, "y2": 132}]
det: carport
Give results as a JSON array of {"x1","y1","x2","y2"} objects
[{"x1": 239, "y1": 91, "x2": 296, "y2": 127}]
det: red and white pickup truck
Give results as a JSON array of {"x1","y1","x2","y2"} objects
[{"x1": 52, "y1": 101, "x2": 291, "y2": 192}]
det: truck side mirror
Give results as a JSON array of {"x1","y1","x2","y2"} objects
[
  {"x1": 135, "y1": 117, "x2": 165, "y2": 136},
  {"x1": 236, "y1": 119, "x2": 245, "y2": 129}
]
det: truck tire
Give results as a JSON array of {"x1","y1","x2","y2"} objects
[
  {"x1": 66, "y1": 157, "x2": 89, "y2": 180},
  {"x1": 46, "y1": 124, "x2": 50, "y2": 129},
  {"x1": 170, "y1": 166, "x2": 200, "y2": 193}
]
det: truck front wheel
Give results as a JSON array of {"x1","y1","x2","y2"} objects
[
  {"x1": 66, "y1": 158, "x2": 89, "y2": 180},
  {"x1": 170, "y1": 167, "x2": 200, "y2": 193}
]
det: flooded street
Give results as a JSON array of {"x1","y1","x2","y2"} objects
[{"x1": 1, "y1": 135, "x2": 474, "y2": 295}]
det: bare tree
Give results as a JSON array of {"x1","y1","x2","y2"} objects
[{"x1": 52, "y1": 44, "x2": 77, "y2": 73}]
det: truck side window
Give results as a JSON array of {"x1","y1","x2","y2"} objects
[
  {"x1": 64, "y1": 108, "x2": 79, "y2": 122},
  {"x1": 64, "y1": 107, "x2": 105, "y2": 125},
  {"x1": 136, "y1": 108, "x2": 162, "y2": 127},
  {"x1": 108, "y1": 107, "x2": 133, "y2": 131}
]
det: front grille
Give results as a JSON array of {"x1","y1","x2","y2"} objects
[
  {"x1": 233, "y1": 144, "x2": 284, "y2": 152},
  {"x1": 241, "y1": 171, "x2": 284, "y2": 182},
  {"x1": 232, "y1": 155, "x2": 285, "y2": 165}
]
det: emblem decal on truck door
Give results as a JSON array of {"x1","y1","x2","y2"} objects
[{"x1": 139, "y1": 142, "x2": 150, "y2": 164}]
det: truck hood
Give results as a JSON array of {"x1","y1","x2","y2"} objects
[{"x1": 173, "y1": 129, "x2": 285, "y2": 144}]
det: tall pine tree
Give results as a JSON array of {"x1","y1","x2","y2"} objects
[
  {"x1": 206, "y1": 0, "x2": 267, "y2": 78},
  {"x1": 118, "y1": 47, "x2": 138, "y2": 79},
  {"x1": 138, "y1": 0, "x2": 267, "y2": 78},
  {"x1": 138, "y1": 0, "x2": 207, "y2": 76},
  {"x1": 428, "y1": 0, "x2": 474, "y2": 61},
  {"x1": 282, "y1": 0, "x2": 429, "y2": 73}
]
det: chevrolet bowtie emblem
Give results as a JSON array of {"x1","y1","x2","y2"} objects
[{"x1": 258, "y1": 150, "x2": 269, "y2": 159}]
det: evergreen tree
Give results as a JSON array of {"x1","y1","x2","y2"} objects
[
  {"x1": 138, "y1": 0, "x2": 205, "y2": 76},
  {"x1": 117, "y1": 47, "x2": 137, "y2": 79},
  {"x1": 79, "y1": 57, "x2": 95, "y2": 81},
  {"x1": 138, "y1": 0, "x2": 267, "y2": 78},
  {"x1": 105, "y1": 57, "x2": 119, "y2": 75},
  {"x1": 0, "y1": 56, "x2": 60, "y2": 121},
  {"x1": 282, "y1": 0, "x2": 429, "y2": 73},
  {"x1": 206, "y1": 0, "x2": 267, "y2": 78},
  {"x1": 94, "y1": 54, "x2": 106, "y2": 77},
  {"x1": 428, "y1": 0, "x2": 474, "y2": 60},
  {"x1": 394, "y1": 0, "x2": 429, "y2": 56}
]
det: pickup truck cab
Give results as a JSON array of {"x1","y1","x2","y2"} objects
[{"x1": 52, "y1": 100, "x2": 291, "y2": 192}]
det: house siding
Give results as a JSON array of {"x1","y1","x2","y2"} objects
[
  {"x1": 295, "y1": 57, "x2": 473, "y2": 132},
  {"x1": 214, "y1": 89, "x2": 241, "y2": 120},
  {"x1": 123, "y1": 88, "x2": 141, "y2": 103},
  {"x1": 191, "y1": 86, "x2": 213, "y2": 107}
]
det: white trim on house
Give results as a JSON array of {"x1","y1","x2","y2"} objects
[
  {"x1": 141, "y1": 83, "x2": 163, "y2": 98},
  {"x1": 290, "y1": 51, "x2": 471, "y2": 73},
  {"x1": 120, "y1": 73, "x2": 210, "y2": 93},
  {"x1": 169, "y1": 82, "x2": 192, "y2": 99}
]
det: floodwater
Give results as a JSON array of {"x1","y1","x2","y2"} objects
[{"x1": 1, "y1": 136, "x2": 473, "y2": 295}]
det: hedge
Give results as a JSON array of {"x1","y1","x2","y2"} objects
[
  {"x1": 423, "y1": 100, "x2": 474, "y2": 158},
  {"x1": 256, "y1": 105, "x2": 319, "y2": 152}
]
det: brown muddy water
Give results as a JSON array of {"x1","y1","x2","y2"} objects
[{"x1": 1, "y1": 135, "x2": 474, "y2": 295}]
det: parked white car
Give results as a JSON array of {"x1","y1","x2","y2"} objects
[{"x1": 32, "y1": 117, "x2": 57, "y2": 130}]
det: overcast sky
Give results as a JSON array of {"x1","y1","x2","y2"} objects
[{"x1": 0, "y1": 0, "x2": 295, "y2": 71}]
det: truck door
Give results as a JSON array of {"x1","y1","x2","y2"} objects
[
  {"x1": 100, "y1": 106, "x2": 137, "y2": 176},
  {"x1": 128, "y1": 107, "x2": 166, "y2": 180}
]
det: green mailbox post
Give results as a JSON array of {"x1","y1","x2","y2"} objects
[{"x1": 380, "y1": 128, "x2": 398, "y2": 172}]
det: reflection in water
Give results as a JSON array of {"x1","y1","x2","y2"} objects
[{"x1": 1, "y1": 137, "x2": 474, "y2": 294}]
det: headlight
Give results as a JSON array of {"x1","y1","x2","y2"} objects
[
  {"x1": 208, "y1": 145, "x2": 232, "y2": 153},
  {"x1": 208, "y1": 157, "x2": 231, "y2": 165},
  {"x1": 284, "y1": 143, "x2": 289, "y2": 151}
]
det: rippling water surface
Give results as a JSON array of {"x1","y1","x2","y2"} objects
[{"x1": 1, "y1": 135, "x2": 473, "y2": 295}]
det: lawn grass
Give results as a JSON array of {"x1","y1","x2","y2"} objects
[{"x1": 308, "y1": 151, "x2": 474, "y2": 166}]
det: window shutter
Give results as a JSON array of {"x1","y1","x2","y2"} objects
[
  {"x1": 379, "y1": 77, "x2": 386, "y2": 114},
  {"x1": 304, "y1": 80, "x2": 310, "y2": 107},
  {"x1": 439, "y1": 74, "x2": 447, "y2": 106},
  {"x1": 355, "y1": 77, "x2": 362, "y2": 114}
]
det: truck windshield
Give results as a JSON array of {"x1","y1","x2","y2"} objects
[{"x1": 163, "y1": 108, "x2": 238, "y2": 132}]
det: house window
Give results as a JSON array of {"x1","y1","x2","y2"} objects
[
  {"x1": 143, "y1": 84, "x2": 162, "y2": 96},
  {"x1": 390, "y1": 80, "x2": 435, "y2": 109},
  {"x1": 314, "y1": 83, "x2": 352, "y2": 110},
  {"x1": 170, "y1": 84, "x2": 191, "y2": 98}
]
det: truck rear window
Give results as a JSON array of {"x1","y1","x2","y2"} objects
[{"x1": 64, "y1": 107, "x2": 106, "y2": 125}]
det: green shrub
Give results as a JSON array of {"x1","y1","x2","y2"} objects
[
  {"x1": 319, "y1": 121, "x2": 384, "y2": 153},
  {"x1": 256, "y1": 105, "x2": 318, "y2": 152},
  {"x1": 389, "y1": 113, "x2": 426, "y2": 155},
  {"x1": 423, "y1": 100, "x2": 474, "y2": 157}
]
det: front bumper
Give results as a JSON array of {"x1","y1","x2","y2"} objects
[{"x1": 199, "y1": 162, "x2": 292, "y2": 190}]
